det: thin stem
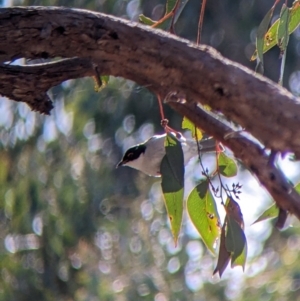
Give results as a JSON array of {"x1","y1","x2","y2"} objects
[
  {"x1": 215, "y1": 152, "x2": 232, "y2": 202},
  {"x1": 169, "y1": 0, "x2": 181, "y2": 33},
  {"x1": 278, "y1": 47, "x2": 287, "y2": 86},
  {"x1": 151, "y1": 11, "x2": 172, "y2": 28},
  {"x1": 197, "y1": 0, "x2": 207, "y2": 44},
  {"x1": 151, "y1": 0, "x2": 181, "y2": 29},
  {"x1": 274, "y1": 0, "x2": 281, "y2": 7},
  {"x1": 157, "y1": 94, "x2": 165, "y2": 120},
  {"x1": 194, "y1": 120, "x2": 220, "y2": 198},
  {"x1": 157, "y1": 95, "x2": 182, "y2": 136}
]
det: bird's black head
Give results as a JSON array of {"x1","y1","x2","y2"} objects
[{"x1": 117, "y1": 144, "x2": 147, "y2": 167}]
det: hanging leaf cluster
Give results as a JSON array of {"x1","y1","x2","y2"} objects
[
  {"x1": 252, "y1": 0, "x2": 300, "y2": 73},
  {"x1": 160, "y1": 133, "x2": 247, "y2": 276},
  {"x1": 139, "y1": 0, "x2": 297, "y2": 277},
  {"x1": 187, "y1": 180, "x2": 220, "y2": 254},
  {"x1": 214, "y1": 198, "x2": 247, "y2": 277}
]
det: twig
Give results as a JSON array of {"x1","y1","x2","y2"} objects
[
  {"x1": 151, "y1": 0, "x2": 181, "y2": 29},
  {"x1": 169, "y1": 0, "x2": 181, "y2": 33},
  {"x1": 196, "y1": 0, "x2": 207, "y2": 44}
]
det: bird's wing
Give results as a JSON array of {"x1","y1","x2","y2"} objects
[
  {"x1": 144, "y1": 135, "x2": 166, "y2": 176},
  {"x1": 183, "y1": 138, "x2": 216, "y2": 164}
]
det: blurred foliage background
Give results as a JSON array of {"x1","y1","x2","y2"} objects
[{"x1": 1, "y1": 0, "x2": 300, "y2": 300}]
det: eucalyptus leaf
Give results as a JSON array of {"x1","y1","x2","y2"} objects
[
  {"x1": 139, "y1": 14, "x2": 156, "y2": 26},
  {"x1": 225, "y1": 216, "x2": 247, "y2": 268},
  {"x1": 277, "y1": 4, "x2": 290, "y2": 51},
  {"x1": 182, "y1": 116, "x2": 203, "y2": 141},
  {"x1": 255, "y1": 6, "x2": 275, "y2": 72},
  {"x1": 251, "y1": 1, "x2": 300, "y2": 60},
  {"x1": 213, "y1": 222, "x2": 230, "y2": 277},
  {"x1": 225, "y1": 198, "x2": 244, "y2": 228},
  {"x1": 160, "y1": 135, "x2": 184, "y2": 192},
  {"x1": 166, "y1": 0, "x2": 177, "y2": 13},
  {"x1": 168, "y1": 0, "x2": 189, "y2": 24},
  {"x1": 218, "y1": 152, "x2": 238, "y2": 177},
  {"x1": 162, "y1": 189, "x2": 184, "y2": 246},
  {"x1": 160, "y1": 134, "x2": 185, "y2": 245},
  {"x1": 225, "y1": 198, "x2": 247, "y2": 269},
  {"x1": 252, "y1": 203, "x2": 279, "y2": 224},
  {"x1": 295, "y1": 181, "x2": 300, "y2": 193},
  {"x1": 187, "y1": 180, "x2": 221, "y2": 254}
]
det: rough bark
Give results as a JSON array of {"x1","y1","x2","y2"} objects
[
  {"x1": 1, "y1": 7, "x2": 300, "y2": 155},
  {"x1": 1, "y1": 6, "x2": 300, "y2": 221},
  {"x1": 0, "y1": 58, "x2": 94, "y2": 113}
]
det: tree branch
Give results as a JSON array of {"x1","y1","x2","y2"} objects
[
  {"x1": 1, "y1": 6, "x2": 300, "y2": 155},
  {"x1": 1, "y1": 6, "x2": 300, "y2": 219},
  {"x1": 0, "y1": 58, "x2": 94, "y2": 114},
  {"x1": 169, "y1": 101, "x2": 300, "y2": 221}
]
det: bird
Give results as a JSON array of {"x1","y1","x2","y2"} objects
[{"x1": 117, "y1": 133, "x2": 217, "y2": 177}]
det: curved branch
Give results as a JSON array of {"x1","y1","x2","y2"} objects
[
  {"x1": 1, "y1": 6, "x2": 300, "y2": 220},
  {"x1": 0, "y1": 7, "x2": 300, "y2": 155},
  {"x1": 0, "y1": 58, "x2": 94, "y2": 114}
]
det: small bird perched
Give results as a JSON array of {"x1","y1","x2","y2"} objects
[{"x1": 117, "y1": 133, "x2": 217, "y2": 177}]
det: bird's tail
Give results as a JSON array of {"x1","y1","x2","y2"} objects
[
  {"x1": 184, "y1": 137, "x2": 221, "y2": 164},
  {"x1": 199, "y1": 137, "x2": 220, "y2": 153}
]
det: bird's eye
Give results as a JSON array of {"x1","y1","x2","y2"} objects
[{"x1": 127, "y1": 153, "x2": 133, "y2": 158}]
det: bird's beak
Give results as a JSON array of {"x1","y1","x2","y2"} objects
[{"x1": 116, "y1": 160, "x2": 126, "y2": 168}]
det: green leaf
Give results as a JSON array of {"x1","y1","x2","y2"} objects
[
  {"x1": 166, "y1": 0, "x2": 177, "y2": 13},
  {"x1": 182, "y1": 116, "x2": 203, "y2": 141},
  {"x1": 252, "y1": 203, "x2": 279, "y2": 224},
  {"x1": 94, "y1": 75, "x2": 110, "y2": 92},
  {"x1": 213, "y1": 222, "x2": 231, "y2": 277},
  {"x1": 231, "y1": 233, "x2": 247, "y2": 268},
  {"x1": 295, "y1": 182, "x2": 300, "y2": 193},
  {"x1": 225, "y1": 197, "x2": 244, "y2": 228},
  {"x1": 277, "y1": 4, "x2": 290, "y2": 52},
  {"x1": 139, "y1": 14, "x2": 156, "y2": 26},
  {"x1": 225, "y1": 216, "x2": 247, "y2": 269},
  {"x1": 251, "y1": 1, "x2": 300, "y2": 60},
  {"x1": 160, "y1": 134, "x2": 184, "y2": 245},
  {"x1": 162, "y1": 190, "x2": 184, "y2": 246},
  {"x1": 187, "y1": 180, "x2": 221, "y2": 254},
  {"x1": 255, "y1": 6, "x2": 275, "y2": 72},
  {"x1": 224, "y1": 198, "x2": 247, "y2": 269},
  {"x1": 160, "y1": 135, "x2": 184, "y2": 192},
  {"x1": 289, "y1": 0, "x2": 300, "y2": 34},
  {"x1": 231, "y1": 242, "x2": 247, "y2": 269},
  {"x1": 218, "y1": 152, "x2": 238, "y2": 177},
  {"x1": 165, "y1": 0, "x2": 190, "y2": 23}
]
